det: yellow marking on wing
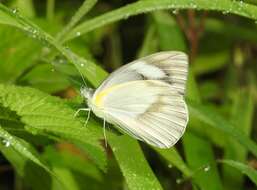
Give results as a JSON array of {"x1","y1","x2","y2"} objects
[
  {"x1": 93, "y1": 84, "x2": 124, "y2": 107},
  {"x1": 93, "y1": 80, "x2": 166, "y2": 107}
]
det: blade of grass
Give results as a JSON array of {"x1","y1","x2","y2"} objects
[
  {"x1": 183, "y1": 132, "x2": 223, "y2": 190},
  {"x1": 219, "y1": 160, "x2": 257, "y2": 186},
  {"x1": 184, "y1": 70, "x2": 223, "y2": 190},
  {"x1": 13, "y1": 0, "x2": 35, "y2": 18},
  {"x1": 137, "y1": 24, "x2": 157, "y2": 58},
  {"x1": 56, "y1": 0, "x2": 98, "y2": 42},
  {"x1": 187, "y1": 100, "x2": 257, "y2": 157},
  {"x1": 222, "y1": 89, "x2": 254, "y2": 190},
  {"x1": 65, "y1": 0, "x2": 257, "y2": 42},
  {"x1": 108, "y1": 135, "x2": 163, "y2": 190},
  {"x1": 153, "y1": 147, "x2": 192, "y2": 177},
  {"x1": 153, "y1": 11, "x2": 186, "y2": 51},
  {"x1": 46, "y1": 0, "x2": 55, "y2": 21}
]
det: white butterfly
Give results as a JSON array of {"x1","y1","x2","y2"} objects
[{"x1": 80, "y1": 51, "x2": 189, "y2": 148}]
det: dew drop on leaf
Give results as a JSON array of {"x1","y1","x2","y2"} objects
[
  {"x1": 12, "y1": 8, "x2": 18, "y2": 14},
  {"x1": 76, "y1": 31, "x2": 81, "y2": 36},
  {"x1": 176, "y1": 178, "x2": 182, "y2": 184},
  {"x1": 168, "y1": 164, "x2": 173, "y2": 168},
  {"x1": 204, "y1": 165, "x2": 211, "y2": 172},
  {"x1": 222, "y1": 10, "x2": 229, "y2": 15},
  {"x1": 172, "y1": 9, "x2": 179, "y2": 15},
  {"x1": 2, "y1": 139, "x2": 11, "y2": 147}
]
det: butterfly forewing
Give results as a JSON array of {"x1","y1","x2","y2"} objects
[{"x1": 95, "y1": 51, "x2": 188, "y2": 95}]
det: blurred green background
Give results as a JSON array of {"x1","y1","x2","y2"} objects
[{"x1": 0, "y1": 0, "x2": 256, "y2": 190}]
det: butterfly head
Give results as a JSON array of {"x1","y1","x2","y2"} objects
[{"x1": 80, "y1": 86, "x2": 94, "y2": 100}]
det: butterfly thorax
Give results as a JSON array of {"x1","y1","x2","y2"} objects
[
  {"x1": 79, "y1": 86, "x2": 105, "y2": 120},
  {"x1": 80, "y1": 87, "x2": 104, "y2": 118}
]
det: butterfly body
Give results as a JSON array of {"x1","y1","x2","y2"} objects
[{"x1": 81, "y1": 51, "x2": 189, "y2": 148}]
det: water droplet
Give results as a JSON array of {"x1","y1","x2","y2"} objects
[
  {"x1": 172, "y1": 9, "x2": 179, "y2": 15},
  {"x1": 12, "y1": 8, "x2": 18, "y2": 14},
  {"x1": 51, "y1": 68, "x2": 55, "y2": 72},
  {"x1": 176, "y1": 178, "x2": 182, "y2": 184},
  {"x1": 2, "y1": 139, "x2": 11, "y2": 147},
  {"x1": 112, "y1": 147, "x2": 116, "y2": 152},
  {"x1": 204, "y1": 165, "x2": 211, "y2": 172},
  {"x1": 80, "y1": 63, "x2": 84, "y2": 67},
  {"x1": 76, "y1": 31, "x2": 81, "y2": 36},
  {"x1": 222, "y1": 10, "x2": 229, "y2": 15},
  {"x1": 168, "y1": 164, "x2": 173, "y2": 168}
]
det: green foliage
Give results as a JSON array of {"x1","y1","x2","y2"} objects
[{"x1": 0, "y1": 0, "x2": 256, "y2": 190}]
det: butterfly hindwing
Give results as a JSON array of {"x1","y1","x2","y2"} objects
[{"x1": 91, "y1": 80, "x2": 188, "y2": 148}]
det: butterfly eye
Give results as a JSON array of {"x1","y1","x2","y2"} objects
[{"x1": 80, "y1": 86, "x2": 86, "y2": 95}]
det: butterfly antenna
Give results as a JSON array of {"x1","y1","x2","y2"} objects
[{"x1": 76, "y1": 65, "x2": 88, "y2": 88}]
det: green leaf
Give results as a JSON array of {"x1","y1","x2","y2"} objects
[
  {"x1": 0, "y1": 145, "x2": 53, "y2": 190},
  {"x1": 20, "y1": 64, "x2": 70, "y2": 93},
  {"x1": 0, "y1": 84, "x2": 107, "y2": 170},
  {"x1": 0, "y1": 26, "x2": 41, "y2": 83},
  {"x1": 44, "y1": 146, "x2": 102, "y2": 182},
  {"x1": 51, "y1": 167, "x2": 80, "y2": 190},
  {"x1": 109, "y1": 135, "x2": 163, "y2": 190},
  {"x1": 0, "y1": 126, "x2": 51, "y2": 173},
  {"x1": 219, "y1": 160, "x2": 257, "y2": 186},
  {"x1": 66, "y1": 0, "x2": 257, "y2": 41}
]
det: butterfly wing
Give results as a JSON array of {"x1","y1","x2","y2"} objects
[
  {"x1": 95, "y1": 51, "x2": 188, "y2": 95},
  {"x1": 91, "y1": 80, "x2": 188, "y2": 148}
]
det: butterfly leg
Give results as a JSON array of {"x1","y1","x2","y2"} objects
[
  {"x1": 74, "y1": 108, "x2": 91, "y2": 127},
  {"x1": 84, "y1": 109, "x2": 91, "y2": 127},
  {"x1": 73, "y1": 108, "x2": 90, "y2": 118},
  {"x1": 103, "y1": 118, "x2": 108, "y2": 148}
]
